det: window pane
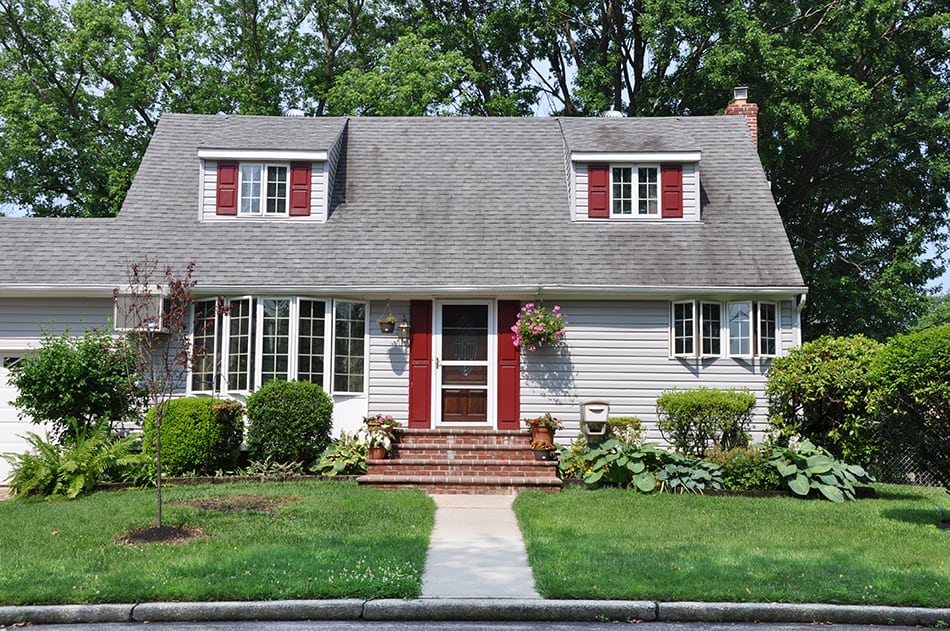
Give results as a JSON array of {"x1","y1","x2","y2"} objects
[
  {"x1": 228, "y1": 298, "x2": 254, "y2": 390},
  {"x1": 240, "y1": 165, "x2": 262, "y2": 214},
  {"x1": 191, "y1": 300, "x2": 218, "y2": 391},
  {"x1": 265, "y1": 165, "x2": 287, "y2": 214},
  {"x1": 728, "y1": 302, "x2": 751, "y2": 356},
  {"x1": 759, "y1": 303, "x2": 777, "y2": 356},
  {"x1": 441, "y1": 305, "x2": 488, "y2": 361},
  {"x1": 612, "y1": 167, "x2": 632, "y2": 215},
  {"x1": 298, "y1": 299, "x2": 325, "y2": 385},
  {"x1": 638, "y1": 167, "x2": 658, "y2": 215},
  {"x1": 333, "y1": 301, "x2": 366, "y2": 393},
  {"x1": 673, "y1": 302, "x2": 694, "y2": 355},
  {"x1": 261, "y1": 298, "x2": 291, "y2": 385},
  {"x1": 701, "y1": 303, "x2": 721, "y2": 356}
]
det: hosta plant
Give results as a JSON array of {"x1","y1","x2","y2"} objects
[
  {"x1": 315, "y1": 432, "x2": 367, "y2": 476},
  {"x1": 768, "y1": 439, "x2": 873, "y2": 502}
]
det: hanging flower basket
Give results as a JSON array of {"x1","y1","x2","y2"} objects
[{"x1": 511, "y1": 303, "x2": 566, "y2": 352}]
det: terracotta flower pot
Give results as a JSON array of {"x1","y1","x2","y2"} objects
[
  {"x1": 368, "y1": 446, "x2": 388, "y2": 460},
  {"x1": 530, "y1": 426, "x2": 554, "y2": 444}
]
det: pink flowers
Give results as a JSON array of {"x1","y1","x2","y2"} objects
[{"x1": 512, "y1": 302, "x2": 566, "y2": 351}]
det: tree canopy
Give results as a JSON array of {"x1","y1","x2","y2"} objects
[{"x1": 1, "y1": 0, "x2": 947, "y2": 339}]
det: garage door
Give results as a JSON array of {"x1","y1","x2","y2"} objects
[{"x1": 1, "y1": 355, "x2": 35, "y2": 484}]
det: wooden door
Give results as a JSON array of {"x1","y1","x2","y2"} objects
[{"x1": 436, "y1": 303, "x2": 491, "y2": 424}]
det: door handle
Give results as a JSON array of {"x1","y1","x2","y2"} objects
[{"x1": 434, "y1": 357, "x2": 441, "y2": 369}]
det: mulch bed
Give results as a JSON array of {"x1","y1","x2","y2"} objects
[{"x1": 118, "y1": 494, "x2": 300, "y2": 545}]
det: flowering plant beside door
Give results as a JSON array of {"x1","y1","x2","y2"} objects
[
  {"x1": 524, "y1": 412, "x2": 562, "y2": 431},
  {"x1": 512, "y1": 302, "x2": 566, "y2": 351}
]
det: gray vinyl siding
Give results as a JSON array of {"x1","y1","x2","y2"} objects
[
  {"x1": 0, "y1": 297, "x2": 114, "y2": 345},
  {"x1": 574, "y1": 162, "x2": 700, "y2": 221},
  {"x1": 367, "y1": 300, "x2": 410, "y2": 420},
  {"x1": 519, "y1": 299, "x2": 794, "y2": 445},
  {"x1": 200, "y1": 159, "x2": 330, "y2": 221}
]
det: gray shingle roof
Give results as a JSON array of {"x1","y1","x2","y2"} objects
[{"x1": 0, "y1": 113, "x2": 804, "y2": 295}]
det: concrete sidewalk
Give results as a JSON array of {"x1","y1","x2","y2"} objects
[{"x1": 421, "y1": 494, "x2": 540, "y2": 599}]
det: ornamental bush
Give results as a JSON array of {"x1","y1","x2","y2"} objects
[
  {"x1": 871, "y1": 324, "x2": 950, "y2": 492},
  {"x1": 8, "y1": 327, "x2": 141, "y2": 444},
  {"x1": 655, "y1": 388, "x2": 756, "y2": 457},
  {"x1": 142, "y1": 398, "x2": 244, "y2": 476},
  {"x1": 705, "y1": 445, "x2": 782, "y2": 491},
  {"x1": 765, "y1": 335, "x2": 882, "y2": 465},
  {"x1": 245, "y1": 380, "x2": 333, "y2": 465}
]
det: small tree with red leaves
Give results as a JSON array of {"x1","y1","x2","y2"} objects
[{"x1": 114, "y1": 257, "x2": 204, "y2": 528}]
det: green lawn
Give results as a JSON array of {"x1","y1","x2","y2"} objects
[
  {"x1": 514, "y1": 484, "x2": 950, "y2": 607},
  {"x1": 0, "y1": 480, "x2": 434, "y2": 605}
]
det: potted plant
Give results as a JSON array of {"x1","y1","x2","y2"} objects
[
  {"x1": 361, "y1": 414, "x2": 399, "y2": 459},
  {"x1": 361, "y1": 423, "x2": 395, "y2": 460},
  {"x1": 363, "y1": 413, "x2": 398, "y2": 432},
  {"x1": 511, "y1": 302, "x2": 566, "y2": 352},
  {"x1": 530, "y1": 439, "x2": 556, "y2": 461},
  {"x1": 377, "y1": 300, "x2": 397, "y2": 333},
  {"x1": 524, "y1": 412, "x2": 561, "y2": 444},
  {"x1": 377, "y1": 314, "x2": 396, "y2": 333}
]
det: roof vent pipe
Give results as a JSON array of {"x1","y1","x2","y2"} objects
[
  {"x1": 282, "y1": 108, "x2": 306, "y2": 117},
  {"x1": 601, "y1": 108, "x2": 624, "y2": 118}
]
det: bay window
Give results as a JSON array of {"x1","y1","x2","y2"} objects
[
  {"x1": 671, "y1": 299, "x2": 782, "y2": 359},
  {"x1": 190, "y1": 297, "x2": 364, "y2": 394}
]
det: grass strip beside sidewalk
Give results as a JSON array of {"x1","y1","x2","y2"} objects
[
  {"x1": 514, "y1": 484, "x2": 950, "y2": 607},
  {"x1": 0, "y1": 480, "x2": 434, "y2": 605}
]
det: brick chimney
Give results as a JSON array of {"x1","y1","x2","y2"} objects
[{"x1": 725, "y1": 86, "x2": 758, "y2": 150}]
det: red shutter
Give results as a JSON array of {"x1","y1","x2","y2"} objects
[
  {"x1": 661, "y1": 164, "x2": 683, "y2": 218},
  {"x1": 289, "y1": 162, "x2": 311, "y2": 216},
  {"x1": 216, "y1": 162, "x2": 239, "y2": 216},
  {"x1": 407, "y1": 300, "x2": 433, "y2": 429},
  {"x1": 588, "y1": 164, "x2": 610, "y2": 218},
  {"x1": 497, "y1": 300, "x2": 521, "y2": 430}
]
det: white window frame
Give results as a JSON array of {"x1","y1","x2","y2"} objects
[
  {"x1": 239, "y1": 163, "x2": 290, "y2": 216},
  {"x1": 757, "y1": 301, "x2": 779, "y2": 357},
  {"x1": 189, "y1": 296, "x2": 366, "y2": 396},
  {"x1": 610, "y1": 164, "x2": 660, "y2": 217},
  {"x1": 190, "y1": 298, "x2": 221, "y2": 392},
  {"x1": 331, "y1": 299, "x2": 368, "y2": 396},
  {"x1": 671, "y1": 300, "x2": 697, "y2": 357},
  {"x1": 727, "y1": 301, "x2": 753, "y2": 358},
  {"x1": 700, "y1": 302, "x2": 723, "y2": 357}
]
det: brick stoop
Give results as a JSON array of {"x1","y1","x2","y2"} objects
[{"x1": 357, "y1": 428, "x2": 562, "y2": 494}]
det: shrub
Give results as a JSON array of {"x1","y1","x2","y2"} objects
[
  {"x1": 606, "y1": 416, "x2": 644, "y2": 446},
  {"x1": 765, "y1": 335, "x2": 882, "y2": 465},
  {"x1": 656, "y1": 388, "x2": 756, "y2": 457},
  {"x1": 7, "y1": 327, "x2": 141, "y2": 444},
  {"x1": 246, "y1": 380, "x2": 333, "y2": 464},
  {"x1": 705, "y1": 445, "x2": 782, "y2": 491},
  {"x1": 2, "y1": 427, "x2": 142, "y2": 498},
  {"x1": 142, "y1": 398, "x2": 244, "y2": 476},
  {"x1": 315, "y1": 432, "x2": 367, "y2": 476},
  {"x1": 871, "y1": 324, "x2": 950, "y2": 492}
]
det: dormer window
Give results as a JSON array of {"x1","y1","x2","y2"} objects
[
  {"x1": 198, "y1": 148, "x2": 328, "y2": 221},
  {"x1": 240, "y1": 163, "x2": 288, "y2": 215},
  {"x1": 574, "y1": 151, "x2": 700, "y2": 222},
  {"x1": 589, "y1": 163, "x2": 682, "y2": 219},
  {"x1": 611, "y1": 166, "x2": 658, "y2": 216}
]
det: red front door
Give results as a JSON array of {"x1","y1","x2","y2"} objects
[{"x1": 436, "y1": 303, "x2": 491, "y2": 424}]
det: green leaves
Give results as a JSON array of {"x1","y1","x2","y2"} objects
[
  {"x1": 7, "y1": 327, "x2": 141, "y2": 445},
  {"x1": 767, "y1": 440, "x2": 875, "y2": 503}
]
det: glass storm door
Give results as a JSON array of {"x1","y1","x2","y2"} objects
[{"x1": 435, "y1": 303, "x2": 492, "y2": 424}]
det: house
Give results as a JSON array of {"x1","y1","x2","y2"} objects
[{"x1": 0, "y1": 89, "x2": 806, "y2": 489}]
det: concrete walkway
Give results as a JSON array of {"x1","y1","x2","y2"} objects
[{"x1": 421, "y1": 494, "x2": 541, "y2": 599}]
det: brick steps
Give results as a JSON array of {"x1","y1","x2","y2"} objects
[{"x1": 357, "y1": 428, "x2": 561, "y2": 494}]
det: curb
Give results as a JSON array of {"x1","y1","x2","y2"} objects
[{"x1": 2, "y1": 599, "x2": 950, "y2": 626}]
